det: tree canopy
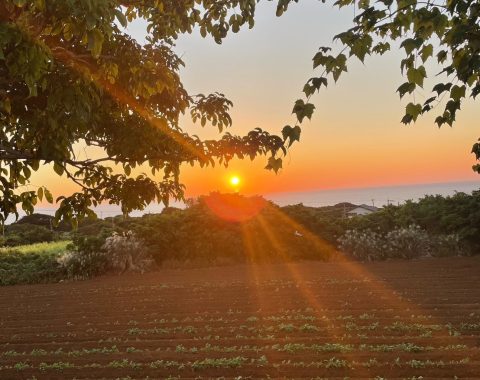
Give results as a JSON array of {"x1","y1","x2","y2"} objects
[{"x1": 1, "y1": 0, "x2": 479, "y2": 225}]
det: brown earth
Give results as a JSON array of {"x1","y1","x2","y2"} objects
[{"x1": 1, "y1": 256, "x2": 480, "y2": 379}]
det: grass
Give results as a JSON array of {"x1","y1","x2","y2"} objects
[
  {"x1": 0, "y1": 241, "x2": 70, "y2": 286},
  {"x1": 0, "y1": 240, "x2": 71, "y2": 255}
]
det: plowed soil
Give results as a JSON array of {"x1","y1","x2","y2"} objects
[{"x1": 1, "y1": 257, "x2": 480, "y2": 379}]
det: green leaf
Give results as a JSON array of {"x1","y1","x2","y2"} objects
[
  {"x1": 114, "y1": 9, "x2": 128, "y2": 28},
  {"x1": 44, "y1": 189, "x2": 53, "y2": 203},
  {"x1": 292, "y1": 99, "x2": 315, "y2": 123},
  {"x1": 87, "y1": 29, "x2": 104, "y2": 58},
  {"x1": 400, "y1": 38, "x2": 422, "y2": 55},
  {"x1": 450, "y1": 85, "x2": 465, "y2": 101},
  {"x1": 397, "y1": 82, "x2": 415, "y2": 98},
  {"x1": 405, "y1": 102, "x2": 422, "y2": 122},
  {"x1": 53, "y1": 162, "x2": 64, "y2": 176},
  {"x1": 282, "y1": 125, "x2": 293, "y2": 141},
  {"x1": 420, "y1": 44, "x2": 433, "y2": 63},
  {"x1": 407, "y1": 66, "x2": 427, "y2": 87},
  {"x1": 265, "y1": 156, "x2": 283, "y2": 173},
  {"x1": 282, "y1": 125, "x2": 301, "y2": 147},
  {"x1": 289, "y1": 125, "x2": 301, "y2": 146},
  {"x1": 432, "y1": 82, "x2": 452, "y2": 95},
  {"x1": 37, "y1": 187, "x2": 44, "y2": 202},
  {"x1": 437, "y1": 50, "x2": 448, "y2": 64}
]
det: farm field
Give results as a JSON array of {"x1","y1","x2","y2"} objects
[{"x1": 0, "y1": 257, "x2": 480, "y2": 379}]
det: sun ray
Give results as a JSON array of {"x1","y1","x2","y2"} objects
[
  {"x1": 264, "y1": 206, "x2": 471, "y2": 348},
  {"x1": 255, "y1": 214, "x2": 346, "y2": 336}
]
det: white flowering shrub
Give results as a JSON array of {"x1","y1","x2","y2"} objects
[
  {"x1": 102, "y1": 231, "x2": 154, "y2": 273},
  {"x1": 57, "y1": 249, "x2": 110, "y2": 280},
  {"x1": 338, "y1": 225, "x2": 464, "y2": 261},
  {"x1": 58, "y1": 231, "x2": 153, "y2": 279},
  {"x1": 337, "y1": 229, "x2": 387, "y2": 261},
  {"x1": 385, "y1": 225, "x2": 430, "y2": 259}
]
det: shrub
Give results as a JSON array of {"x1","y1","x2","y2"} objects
[
  {"x1": 338, "y1": 225, "x2": 465, "y2": 261},
  {"x1": 3, "y1": 224, "x2": 55, "y2": 246},
  {"x1": 58, "y1": 231, "x2": 153, "y2": 279},
  {"x1": 430, "y1": 234, "x2": 464, "y2": 257},
  {"x1": 57, "y1": 249, "x2": 110, "y2": 280},
  {"x1": 103, "y1": 231, "x2": 154, "y2": 273},
  {"x1": 58, "y1": 236, "x2": 110, "y2": 279},
  {"x1": 0, "y1": 248, "x2": 65, "y2": 285},
  {"x1": 337, "y1": 229, "x2": 387, "y2": 261},
  {"x1": 385, "y1": 225, "x2": 430, "y2": 259}
]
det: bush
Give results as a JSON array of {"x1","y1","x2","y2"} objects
[
  {"x1": 3, "y1": 224, "x2": 55, "y2": 246},
  {"x1": 385, "y1": 225, "x2": 430, "y2": 259},
  {"x1": 58, "y1": 236, "x2": 109, "y2": 280},
  {"x1": 338, "y1": 225, "x2": 464, "y2": 261},
  {"x1": 58, "y1": 232, "x2": 153, "y2": 279},
  {"x1": 0, "y1": 248, "x2": 66, "y2": 286},
  {"x1": 430, "y1": 234, "x2": 464, "y2": 257},
  {"x1": 103, "y1": 231, "x2": 154, "y2": 273},
  {"x1": 337, "y1": 229, "x2": 387, "y2": 261}
]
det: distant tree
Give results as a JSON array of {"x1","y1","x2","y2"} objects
[
  {"x1": 4, "y1": 223, "x2": 54, "y2": 246},
  {"x1": 1, "y1": 0, "x2": 479, "y2": 227}
]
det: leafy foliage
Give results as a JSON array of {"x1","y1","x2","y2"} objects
[
  {"x1": 58, "y1": 236, "x2": 110, "y2": 280},
  {"x1": 102, "y1": 231, "x2": 154, "y2": 272},
  {"x1": 1, "y1": 191, "x2": 479, "y2": 284},
  {"x1": 3, "y1": 223, "x2": 54, "y2": 246},
  {"x1": 71, "y1": 194, "x2": 338, "y2": 265},
  {"x1": 0, "y1": 1, "x2": 285, "y2": 226},
  {"x1": 0, "y1": 243, "x2": 67, "y2": 285},
  {"x1": 338, "y1": 225, "x2": 463, "y2": 261},
  {"x1": 1, "y1": 0, "x2": 479, "y2": 225},
  {"x1": 280, "y1": 0, "x2": 480, "y2": 173},
  {"x1": 344, "y1": 191, "x2": 480, "y2": 251}
]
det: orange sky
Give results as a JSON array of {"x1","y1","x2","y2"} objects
[{"x1": 31, "y1": 0, "x2": 479, "y2": 200}]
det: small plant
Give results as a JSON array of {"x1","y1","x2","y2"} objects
[{"x1": 13, "y1": 362, "x2": 30, "y2": 371}]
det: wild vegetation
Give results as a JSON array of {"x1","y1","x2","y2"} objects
[
  {"x1": 0, "y1": 191, "x2": 478, "y2": 285},
  {"x1": 0, "y1": 241, "x2": 70, "y2": 286}
]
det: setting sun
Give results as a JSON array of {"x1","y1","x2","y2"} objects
[{"x1": 229, "y1": 175, "x2": 240, "y2": 187}]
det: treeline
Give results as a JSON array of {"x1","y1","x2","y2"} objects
[
  {"x1": 71, "y1": 194, "x2": 339, "y2": 265},
  {"x1": 280, "y1": 192, "x2": 480, "y2": 259},
  {"x1": 0, "y1": 190, "x2": 478, "y2": 285}
]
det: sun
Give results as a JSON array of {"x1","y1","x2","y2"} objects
[{"x1": 229, "y1": 175, "x2": 241, "y2": 187}]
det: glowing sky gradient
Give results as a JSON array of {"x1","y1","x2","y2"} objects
[{"x1": 34, "y1": 0, "x2": 479, "y2": 199}]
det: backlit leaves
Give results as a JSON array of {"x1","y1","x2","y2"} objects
[
  {"x1": 407, "y1": 66, "x2": 427, "y2": 87},
  {"x1": 265, "y1": 156, "x2": 283, "y2": 174},
  {"x1": 282, "y1": 125, "x2": 301, "y2": 147},
  {"x1": 303, "y1": 77, "x2": 328, "y2": 97},
  {"x1": 0, "y1": 0, "x2": 287, "y2": 225},
  {"x1": 292, "y1": 100, "x2": 315, "y2": 123},
  {"x1": 402, "y1": 102, "x2": 422, "y2": 124},
  {"x1": 87, "y1": 29, "x2": 104, "y2": 58},
  {"x1": 397, "y1": 82, "x2": 416, "y2": 98},
  {"x1": 313, "y1": 51, "x2": 348, "y2": 82}
]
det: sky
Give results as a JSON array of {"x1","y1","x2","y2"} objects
[{"x1": 34, "y1": 0, "x2": 480, "y2": 199}]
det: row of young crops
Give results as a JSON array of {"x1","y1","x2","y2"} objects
[{"x1": 1, "y1": 258, "x2": 479, "y2": 379}]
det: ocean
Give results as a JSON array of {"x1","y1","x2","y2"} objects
[
  {"x1": 265, "y1": 180, "x2": 480, "y2": 208},
  {"x1": 9, "y1": 180, "x2": 480, "y2": 222}
]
